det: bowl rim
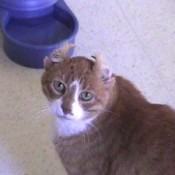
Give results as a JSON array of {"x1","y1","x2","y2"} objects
[
  {"x1": 0, "y1": 0, "x2": 58, "y2": 11},
  {"x1": 1, "y1": 5, "x2": 79, "y2": 49}
]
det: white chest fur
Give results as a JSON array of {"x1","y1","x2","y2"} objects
[{"x1": 54, "y1": 117, "x2": 94, "y2": 137}]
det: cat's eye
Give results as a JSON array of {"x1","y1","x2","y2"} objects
[
  {"x1": 53, "y1": 81, "x2": 66, "y2": 94},
  {"x1": 79, "y1": 92, "x2": 93, "y2": 101}
]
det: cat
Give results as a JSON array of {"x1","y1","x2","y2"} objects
[{"x1": 41, "y1": 44, "x2": 175, "y2": 175}]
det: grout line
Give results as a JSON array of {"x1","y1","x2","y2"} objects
[{"x1": 115, "y1": 0, "x2": 174, "y2": 105}]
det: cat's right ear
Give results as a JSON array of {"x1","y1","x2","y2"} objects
[{"x1": 43, "y1": 56, "x2": 56, "y2": 70}]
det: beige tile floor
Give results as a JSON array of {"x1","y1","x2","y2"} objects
[{"x1": 0, "y1": 0, "x2": 175, "y2": 174}]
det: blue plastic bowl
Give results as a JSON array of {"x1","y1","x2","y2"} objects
[{"x1": 0, "y1": 0, "x2": 78, "y2": 68}]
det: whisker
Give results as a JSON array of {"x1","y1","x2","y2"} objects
[
  {"x1": 36, "y1": 107, "x2": 50, "y2": 115},
  {"x1": 88, "y1": 122, "x2": 102, "y2": 139},
  {"x1": 99, "y1": 107, "x2": 119, "y2": 117},
  {"x1": 83, "y1": 128, "x2": 90, "y2": 147},
  {"x1": 34, "y1": 106, "x2": 51, "y2": 121},
  {"x1": 81, "y1": 131, "x2": 86, "y2": 146},
  {"x1": 86, "y1": 108, "x2": 97, "y2": 113}
]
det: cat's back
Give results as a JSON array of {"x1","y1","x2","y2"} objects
[
  {"x1": 111, "y1": 76, "x2": 175, "y2": 175},
  {"x1": 136, "y1": 104, "x2": 175, "y2": 175}
]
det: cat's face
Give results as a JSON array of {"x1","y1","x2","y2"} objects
[
  {"x1": 41, "y1": 45, "x2": 116, "y2": 137},
  {"x1": 42, "y1": 56, "x2": 114, "y2": 124}
]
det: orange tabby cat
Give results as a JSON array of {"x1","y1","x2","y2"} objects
[{"x1": 41, "y1": 45, "x2": 175, "y2": 175}]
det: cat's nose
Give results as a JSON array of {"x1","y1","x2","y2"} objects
[{"x1": 61, "y1": 105, "x2": 73, "y2": 115}]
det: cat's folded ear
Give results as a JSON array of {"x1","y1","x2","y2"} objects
[
  {"x1": 43, "y1": 56, "x2": 55, "y2": 70},
  {"x1": 43, "y1": 43, "x2": 75, "y2": 70},
  {"x1": 101, "y1": 66, "x2": 116, "y2": 90},
  {"x1": 101, "y1": 67, "x2": 113, "y2": 82},
  {"x1": 92, "y1": 54, "x2": 114, "y2": 82}
]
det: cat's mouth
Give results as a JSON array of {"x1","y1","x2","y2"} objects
[{"x1": 52, "y1": 107, "x2": 73, "y2": 120}]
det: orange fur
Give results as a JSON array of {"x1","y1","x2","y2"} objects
[{"x1": 41, "y1": 47, "x2": 175, "y2": 175}]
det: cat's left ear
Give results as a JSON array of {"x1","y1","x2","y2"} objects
[
  {"x1": 101, "y1": 67, "x2": 113, "y2": 82},
  {"x1": 101, "y1": 67, "x2": 115, "y2": 90},
  {"x1": 92, "y1": 54, "x2": 113, "y2": 83}
]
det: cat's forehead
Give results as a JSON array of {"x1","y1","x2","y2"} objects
[
  {"x1": 53, "y1": 57, "x2": 94, "y2": 78},
  {"x1": 62, "y1": 57, "x2": 93, "y2": 71}
]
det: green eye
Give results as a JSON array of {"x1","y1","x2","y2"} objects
[
  {"x1": 79, "y1": 92, "x2": 93, "y2": 101},
  {"x1": 53, "y1": 81, "x2": 65, "y2": 94}
]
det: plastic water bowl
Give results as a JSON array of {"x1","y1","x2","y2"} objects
[{"x1": 0, "y1": 0, "x2": 78, "y2": 68}]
